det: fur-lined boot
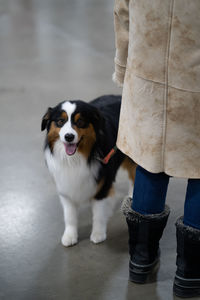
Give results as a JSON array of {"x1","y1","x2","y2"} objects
[
  {"x1": 173, "y1": 217, "x2": 200, "y2": 298},
  {"x1": 122, "y1": 197, "x2": 170, "y2": 283}
]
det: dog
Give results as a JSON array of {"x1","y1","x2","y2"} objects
[{"x1": 41, "y1": 95, "x2": 136, "y2": 247}]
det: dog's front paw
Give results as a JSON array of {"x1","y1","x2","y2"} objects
[
  {"x1": 90, "y1": 231, "x2": 107, "y2": 244},
  {"x1": 61, "y1": 227, "x2": 78, "y2": 247}
]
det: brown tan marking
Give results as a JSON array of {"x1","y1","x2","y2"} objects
[
  {"x1": 107, "y1": 185, "x2": 115, "y2": 197},
  {"x1": 121, "y1": 157, "x2": 137, "y2": 184},
  {"x1": 94, "y1": 180, "x2": 115, "y2": 199},
  {"x1": 74, "y1": 113, "x2": 81, "y2": 123},
  {"x1": 47, "y1": 111, "x2": 68, "y2": 151},
  {"x1": 60, "y1": 111, "x2": 68, "y2": 121},
  {"x1": 74, "y1": 114, "x2": 97, "y2": 159},
  {"x1": 47, "y1": 122, "x2": 61, "y2": 152},
  {"x1": 94, "y1": 178, "x2": 105, "y2": 198}
]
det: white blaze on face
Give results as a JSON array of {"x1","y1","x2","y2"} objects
[
  {"x1": 59, "y1": 101, "x2": 77, "y2": 142},
  {"x1": 59, "y1": 102, "x2": 79, "y2": 156}
]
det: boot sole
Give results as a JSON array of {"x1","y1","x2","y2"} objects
[
  {"x1": 129, "y1": 258, "x2": 160, "y2": 284},
  {"x1": 173, "y1": 275, "x2": 200, "y2": 298}
]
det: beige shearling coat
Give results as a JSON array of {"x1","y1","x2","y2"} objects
[{"x1": 113, "y1": 0, "x2": 200, "y2": 178}]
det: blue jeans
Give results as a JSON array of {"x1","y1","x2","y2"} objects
[{"x1": 132, "y1": 166, "x2": 200, "y2": 230}]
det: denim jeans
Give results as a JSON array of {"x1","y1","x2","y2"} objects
[{"x1": 131, "y1": 166, "x2": 200, "y2": 230}]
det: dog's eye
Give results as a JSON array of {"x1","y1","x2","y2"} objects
[
  {"x1": 56, "y1": 119, "x2": 65, "y2": 127},
  {"x1": 76, "y1": 118, "x2": 86, "y2": 128}
]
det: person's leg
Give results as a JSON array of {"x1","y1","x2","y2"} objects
[
  {"x1": 122, "y1": 165, "x2": 170, "y2": 283},
  {"x1": 173, "y1": 179, "x2": 200, "y2": 298},
  {"x1": 131, "y1": 165, "x2": 170, "y2": 214},
  {"x1": 183, "y1": 179, "x2": 200, "y2": 229}
]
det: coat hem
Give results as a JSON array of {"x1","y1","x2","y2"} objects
[{"x1": 116, "y1": 142, "x2": 200, "y2": 179}]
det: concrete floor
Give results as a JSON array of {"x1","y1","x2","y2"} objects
[{"x1": 0, "y1": 0, "x2": 195, "y2": 299}]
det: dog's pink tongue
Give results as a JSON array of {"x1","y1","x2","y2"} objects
[{"x1": 64, "y1": 143, "x2": 77, "y2": 156}]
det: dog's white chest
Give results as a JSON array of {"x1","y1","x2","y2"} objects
[{"x1": 45, "y1": 145, "x2": 99, "y2": 203}]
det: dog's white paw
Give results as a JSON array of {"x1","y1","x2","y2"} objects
[
  {"x1": 61, "y1": 228, "x2": 78, "y2": 247},
  {"x1": 90, "y1": 231, "x2": 107, "y2": 244}
]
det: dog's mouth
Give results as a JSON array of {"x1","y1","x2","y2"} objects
[
  {"x1": 64, "y1": 138, "x2": 82, "y2": 156},
  {"x1": 64, "y1": 143, "x2": 77, "y2": 156}
]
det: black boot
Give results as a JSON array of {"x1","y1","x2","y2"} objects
[
  {"x1": 122, "y1": 197, "x2": 170, "y2": 283},
  {"x1": 173, "y1": 217, "x2": 200, "y2": 298}
]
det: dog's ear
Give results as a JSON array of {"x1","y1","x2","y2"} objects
[{"x1": 41, "y1": 107, "x2": 53, "y2": 131}]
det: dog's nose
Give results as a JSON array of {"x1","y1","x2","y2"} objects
[{"x1": 65, "y1": 133, "x2": 75, "y2": 143}]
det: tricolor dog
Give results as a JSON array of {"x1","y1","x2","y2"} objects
[{"x1": 41, "y1": 95, "x2": 136, "y2": 247}]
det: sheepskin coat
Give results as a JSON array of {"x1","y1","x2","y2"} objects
[{"x1": 113, "y1": 0, "x2": 200, "y2": 178}]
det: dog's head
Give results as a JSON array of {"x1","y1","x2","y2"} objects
[{"x1": 41, "y1": 100, "x2": 104, "y2": 158}]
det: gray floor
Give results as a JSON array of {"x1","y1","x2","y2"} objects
[{"x1": 0, "y1": 1, "x2": 195, "y2": 299}]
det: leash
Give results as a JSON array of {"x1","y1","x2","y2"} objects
[{"x1": 97, "y1": 145, "x2": 118, "y2": 165}]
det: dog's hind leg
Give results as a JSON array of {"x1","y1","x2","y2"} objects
[{"x1": 60, "y1": 194, "x2": 78, "y2": 247}]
